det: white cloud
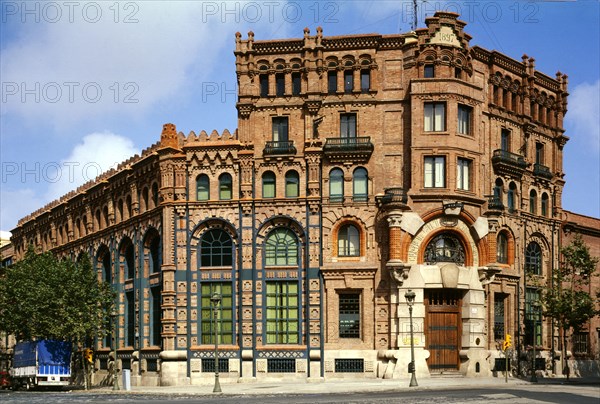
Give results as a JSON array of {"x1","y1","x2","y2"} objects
[
  {"x1": 0, "y1": 188, "x2": 46, "y2": 232},
  {"x1": 0, "y1": 2, "x2": 231, "y2": 131},
  {"x1": 44, "y1": 131, "x2": 140, "y2": 202},
  {"x1": 564, "y1": 80, "x2": 600, "y2": 152}
]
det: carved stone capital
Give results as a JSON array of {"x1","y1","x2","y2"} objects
[
  {"x1": 386, "y1": 214, "x2": 402, "y2": 228},
  {"x1": 478, "y1": 265, "x2": 502, "y2": 285},
  {"x1": 387, "y1": 260, "x2": 412, "y2": 286}
]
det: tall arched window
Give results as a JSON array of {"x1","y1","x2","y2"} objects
[
  {"x1": 200, "y1": 229, "x2": 233, "y2": 267},
  {"x1": 329, "y1": 168, "x2": 344, "y2": 202},
  {"x1": 262, "y1": 171, "x2": 275, "y2": 198},
  {"x1": 497, "y1": 232, "x2": 508, "y2": 264},
  {"x1": 508, "y1": 182, "x2": 517, "y2": 212},
  {"x1": 338, "y1": 224, "x2": 360, "y2": 257},
  {"x1": 529, "y1": 190, "x2": 537, "y2": 215},
  {"x1": 353, "y1": 167, "x2": 368, "y2": 202},
  {"x1": 541, "y1": 193, "x2": 549, "y2": 217},
  {"x1": 285, "y1": 170, "x2": 299, "y2": 198},
  {"x1": 141, "y1": 187, "x2": 149, "y2": 212},
  {"x1": 424, "y1": 233, "x2": 465, "y2": 265},
  {"x1": 265, "y1": 228, "x2": 298, "y2": 266},
  {"x1": 197, "y1": 174, "x2": 210, "y2": 201},
  {"x1": 151, "y1": 183, "x2": 159, "y2": 208},
  {"x1": 494, "y1": 178, "x2": 504, "y2": 207},
  {"x1": 525, "y1": 242, "x2": 542, "y2": 275},
  {"x1": 121, "y1": 240, "x2": 135, "y2": 280},
  {"x1": 219, "y1": 173, "x2": 232, "y2": 200}
]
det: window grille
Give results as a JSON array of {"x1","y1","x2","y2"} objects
[
  {"x1": 267, "y1": 358, "x2": 296, "y2": 373},
  {"x1": 202, "y1": 358, "x2": 229, "y2": 373},
  {"x1": 335, "y1": 359, "x2": 364, "y2": 373}
]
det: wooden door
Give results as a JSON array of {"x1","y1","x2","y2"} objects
[{"x1": 425, "y1": 289, "x2": 462, "y2": 372}]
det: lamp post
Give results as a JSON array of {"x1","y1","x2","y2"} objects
[
  {"x1": 111, "y1": 309, "x2": 120, "y2": 391},
  {"x1": 531, "y1": 301, "x2": 540, "y2": 383},
  {"x1": 210, "y1": 293, "x2": 222, "y2": 393},
  {"x1": 405, "y1": 289, "x2": 418, "y2": 387}
]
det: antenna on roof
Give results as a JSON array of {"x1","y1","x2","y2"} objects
[{"x1": 411, "y1": 0, "x2": 418, "y2": 31}]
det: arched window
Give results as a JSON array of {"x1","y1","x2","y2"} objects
[
  {"x1": 541, "y1": 193, "x2": 549, "y2": 217},
  {"x1": 424, "y1": 233, "x2": 465, "y2": 265},
  {"x1": 117, "y1": 199, "x2": 124, "y2": 222},
  {"x1": 525, "y1": 242, "x2": 542, "y2": 275},
  {"x1": 344, "y1": 67, "x2": 353, "y2": 93},
  {"x1": 151, "y1": 183, "x2": 159, "y2": 208},
  {"x1": 102, "y1": 206, "x2": 109, "y2": 228},
  {"x1": 141, "y1": 187, "x2": 149, "y2": 212},
  {"x1": 353, "y1": 167, "x2": 368, "y2": 202},
  {"x1": 262, "y1": 171, "x2": 275, "y2": 198},
  {"x1": 285, "y1": 170, "x2": 299, "y2": 198},
  {"x1": 149, "y1": 236, "x2": 161, "y2": 274},
  {"x1": 529, "y1": 190, "x2": 537, "y2": 214},
  {"x1": 126, "y1": 195, "x2": 133, "y2": 219},
  {"x1": 497, "y1": 232, "x2": 508, "y2": 264},
  {"x1": 494, "y1": 178, "x2": 504, "y2": 207},
  {"x1": 338, "y1": 224, "x2": 360, "y2": 257},
  {"x1": 121, "y1": 239, "x2": 135, "y2": 280},
  {"x1": 265, "y1": 228, "x2": 298, "y2": 266},
  {"x1": 508, "y1": 182, "x2": 517, "y2": 212},
  {"x1": 329, "y1": 168, "x2": 344, "y2": 202},
  {"x1": 197, "y1": 174, "x2": 210, "y2": 201},
  {"x1": 200, "y1": 229, "x2": 233, "y2": 267},
  {"x1": 219, "y1": 173, "x2": 232, "y2": 200}
]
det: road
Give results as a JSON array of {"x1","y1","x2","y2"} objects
[{"x1": 1, "y1": 384, "x2": 599, "y2": 404}]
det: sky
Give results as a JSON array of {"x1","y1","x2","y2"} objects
[{"x1": 1, "y1": 0, "x2": 599, "y2": 235}]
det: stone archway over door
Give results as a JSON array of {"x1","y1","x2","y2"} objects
[{"x1": 425, "y1": 289, "x2": 462, "y2": 372}]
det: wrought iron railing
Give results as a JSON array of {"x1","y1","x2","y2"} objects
[
  {"x1": 335, "y1": 359, "x2": 364, "y2": 373},
  {"x1": 492, "y1": 149, "x2": 528, "y2": 168},
  {"x1": 323, "y1": 136, "x2": 374, "y2": 152},
  {"x1": 486, "y1": 195, "x2": 504, "y2": 211},
  {"x1": 380, "y1": 187, "x2": 408, "y2": 205},
  {"x1": 533, "y1": 163, "x2": 553, "y2": 179},
  {"x1": 264, "y1": 140, "x2": 296, "y2": 155},
  {"x1": 267, "y1": 358, "x2": 296, "y2": 373}
]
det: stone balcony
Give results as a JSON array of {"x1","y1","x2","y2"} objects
[
  {"x1": 491, "y1": 149, "x2": 529, "y2": 178},
  {"x1": 323, "y1": 136, "x2": 374, "y2": 163}
]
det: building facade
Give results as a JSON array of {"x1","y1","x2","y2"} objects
[{"x1": 9, "y1": 12, "x2": 599, "y2": 386}]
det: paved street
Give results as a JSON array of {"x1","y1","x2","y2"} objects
[{"x1": 1, "y1": 378, "x2": 599, "y2": 404}]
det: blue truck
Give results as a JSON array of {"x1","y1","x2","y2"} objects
[{"x1": 11, "y1": 340, "x2": 72, "y2": 389}]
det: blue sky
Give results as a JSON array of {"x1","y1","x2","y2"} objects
[{"x1": 1, "y1": 0, "x2": 599, "y2": 235}]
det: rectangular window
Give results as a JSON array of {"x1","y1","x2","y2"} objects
[
  {"x1": 340, "y1": 113, "x2": 357, "y2": 138},
  {"x1": 292, "y1": 72, "x2": 301, "y2": 95},
  {"x1": 360, "y1": 69, "x2": 370, "y2": 92},
  {"x1": 266, "y1": 281, "x2": 299, "y2": 344},
  {"x1": 126, "y1": 291, "x2": 135, "y2": 347},
  {"x1": 202, "y1": 358, "x2": 229, "y2": 373},
  {"x1": 424, "y1": 64, "x2": 434, "y2": 78},
  {"x1": 456, "y1": 158, "x2": 472, "y2": 191},
  {"x1": 339, "y1": 293, "x2": 360, "y2": 338},
  {"x1": 272, "y1": 117, "x2": 288, "y2": 142},
  {"x1": 275, "y1": 73, "x2": 285, "y2": 97},
  {"x1": 457, "y1": 105, "x2": 472, "y2": 135},
  {"x1": 328, "y1": 71, "x2": 337, "y2": 94},
  {"x1": 424, "y1": 102, "x2": 446, "y2": 131},
  {"x1": 573, "y1": 332, "x2": 589, "y2": 355},
  {"x1": 260, "y1": 74, "x2": 269, "y2": 97},
  {"x1": 501, "y1": 129, "x2": 511, "y2": 152},
  {"x1": 424, "y1": 156, "x2": 446, "y2": 188},
  {"x1": 494, "y1": 293, "x2": 506, "y2": 341},
  {"x1": 344, "y1": 70, "x2": 353, "y2": 93},
  {"x1": 525, "y1": 288, "x2": 542, "y2": 346},
  {"x1": 201, "y1": 283, "x2": 233, "y2": 345},
  {"x1": 535, "y1": 142, "x2": 544, "y2": 165},
  {"x1": 150, "y1": 286, "x2": 162, "y2": 347}
]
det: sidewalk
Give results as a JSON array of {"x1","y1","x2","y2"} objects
[{"x1": 85, "y1": 374, "x2": 599, "y2": 396}]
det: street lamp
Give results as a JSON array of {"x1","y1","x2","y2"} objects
[
  {"x1": 110, "y1": 309, "x2": 120, "y2": 391},
  {"x1": 405, "y1": 289, "x2": 418, "y2": 387},
  {"x1": 210, "y1": 293, "x2": 222, "y2": 393},
  {"x1": 531, "y1": 301, "x2": 540, "y2": 383}
]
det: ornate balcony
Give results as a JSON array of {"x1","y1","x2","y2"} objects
[
  {"x1": 491, "y1": 149, "x2": 529, "y2": 178},
  {"x1": 486, "y1": 195, "x2": 504, "y2": 211},
  {"x1": 323, "y1": 136, "x2": 374, "y2": 163},
  {"x1": 376, "y1": 187, "x2": 408, "y2": 209},
  {"x1": 263, "y1": 140, "x2": 296, "y2": 156},
  {"x1": 533, "y1": 163, "x2": 553, "y2": 180}
]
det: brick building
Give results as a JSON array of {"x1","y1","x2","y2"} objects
[{"x1": 9, "y1": 12, "x2": 599, "y2": 386}]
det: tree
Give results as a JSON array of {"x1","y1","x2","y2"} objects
[
  {"x1": 540, "y1": 235, "x2": 599, "y2": 380},
  {"x1": 0, "y1": 246, "x2": 115, "y2": 387}
]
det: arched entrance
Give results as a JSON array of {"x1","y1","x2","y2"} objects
[{"x1": 425, "y1": 288, "x2": 462, "y2": 372}]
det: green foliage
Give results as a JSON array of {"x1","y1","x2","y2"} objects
[
  {"x1": 540, "y1": 234, "x2": 599, "y2": 333},
  {"x1": 0, "y1": 245, "x2": 115, "y2": 343}
]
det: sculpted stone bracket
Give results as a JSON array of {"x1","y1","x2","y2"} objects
[
  {"x1": 478, "y1": 265, "x2": 502, "y2": 285},
  {"x1": 387, "y1": 260, "x2": 412, "y2": 286}
]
